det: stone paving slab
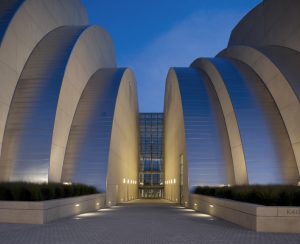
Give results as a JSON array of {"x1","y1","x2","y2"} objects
[{"x1": 0, "y1": 199, "x2": 299, "y2": 244}]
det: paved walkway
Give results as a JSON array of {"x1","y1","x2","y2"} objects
[{"x1": 0, "y1": 199, "x2": 300, "y2": 243}]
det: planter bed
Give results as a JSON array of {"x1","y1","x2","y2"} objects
[
  {"x1": 0, "y1": 193, "x2": 106, "y2": 224},
  {"x1": 189, "y1": 194, "x2": 300, "y2": 233}
]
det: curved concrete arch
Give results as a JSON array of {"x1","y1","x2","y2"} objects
[
  {"x1": 49, "y1": 25, "x2": 116, "y2": 182},
  {"x1": 0, "y1": 0, "x2": 24, "y2": 44},
  {"x1": 0, "y1": 25, "x2": 115, "y2": 182},
  {"x1": 208, "y1": 57, "x2": 298, "y2": 184},
  {"x1": 191, "y1": 58, "x2": 248, "y2": 185},
  {"x1": 164, "y1": 69, "x2": 186, "y2": 202},
  {"x1": 0, "y1": 0, "x2": 88, "y2": 166},
  {"x1": 164, "y1": 68, "x2": 235, "y2": 202},
  {"x1": 62, "y1": 68, "x2": 139, "y2": 205},
  {"x1": 229, "y1": 0, "x2": 300, "y2": 52},
  {"x1": 219, "y1": 45, "x2": 300, "y2": 176},
  {"x1": 0, "y1": 26, "x2": 87, "y2": 181}
]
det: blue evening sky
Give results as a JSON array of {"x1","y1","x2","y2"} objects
[{"x1": 81, "y1": 0, "x2": 262, "y2": 112}]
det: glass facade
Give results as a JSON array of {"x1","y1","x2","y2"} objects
[{"x1": 139, "y1": 113, "x2": 164, "y2": 198}]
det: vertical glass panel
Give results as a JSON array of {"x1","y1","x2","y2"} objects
[{"x1": 138, "y1": 113, "x2": 164, "y2": 198}]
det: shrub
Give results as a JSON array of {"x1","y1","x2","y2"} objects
[
  {"x1": 193, "y1": 185, "x2": 300, "y2": 206},
  {"x1": 0, "y1": 182, "x2": 98, "y2": 201}
]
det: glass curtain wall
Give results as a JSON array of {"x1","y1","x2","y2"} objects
[{"x1": 139, "y1": 113, "x2": 164, "y2": 198}]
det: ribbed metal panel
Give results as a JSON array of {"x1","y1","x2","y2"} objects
[
  {"x1": 0, "y1": 26, "x2": 87, "y2": 182},
  {"x1": 174, "y1": 68, "x2": 234, "y2": 188},
  {"x1": 0, "y1": 0, "x2": 24, "y2": 44},
  {"x1": 211, "y1": 57, "x2": 298, "y2": 184},
  {"x1": 61, "y1": 68, "x2": 126, "y2": 191}
]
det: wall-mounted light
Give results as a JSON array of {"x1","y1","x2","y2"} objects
[
  {"x1": 209, "y1": 204, "x2": 214, "y2": 208},
  {"x1": 75, "y1": 204, "x2": 80, "y2": 207},
  {"x1": 96, "y1": 202, "x2": 100, "y2": 206},
  {"x1": 127, "y1": 179, "x2": 130, "y2": 184},
  {"x1": 174, "y1": 179, "x2": 176, "y2": 184},
  {"x1": 63, "y1": 182, "x2": 72, "y2": 185},
  {"x1": 123, "y1": 178, "x2": 126, "y2": 184}
]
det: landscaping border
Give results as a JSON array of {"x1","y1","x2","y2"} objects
[
  {"x1": 189, "y1": 194, "x2": 300, "y2": 233},
  {"x1": 0, "y1": 193, "x2": 106, "y2": 224}
]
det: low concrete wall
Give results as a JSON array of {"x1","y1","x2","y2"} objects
[
  {"x1": 189, "y1": 194, "x2": 300, "y2": 233},
  {"x1": 0, "y1": 193, "x2": 106, "y2": 224}
]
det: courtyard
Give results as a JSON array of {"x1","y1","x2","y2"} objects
[{"x1": 0, "y1": 200, "x2": 299, "y2": 244}]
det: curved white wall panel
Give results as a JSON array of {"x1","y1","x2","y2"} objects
[{"x1": 0, "y1": 0, "x2": 88, "y2": 168}]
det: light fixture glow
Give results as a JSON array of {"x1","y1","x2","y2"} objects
[
  {"x1": 75, "y1": 204, "x2": 80, "y2": 207},
  {"x1": 209, "y1": 204, "x2": 214, "y2": 208},
  {"x1": 174, "y1": 179, "x2": 176, "y2": 184},
  {"x1": 197, "y1": 213, "x2": 211, "y2": 218},
  {"x1": 63, "y1": 182, "x2": 72, "y2": 185},
  {"x1": 96, "y1": 202, "x2": 100, "y2": 206},
  {"x1": 123, "y1": 178, "x2": 126, "y2": 184}
]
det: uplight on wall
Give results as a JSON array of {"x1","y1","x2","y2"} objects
[
  {"x1": 123, "y1": 178, "x2": 126, "y2": 184},
  {"x1": 174, "y1": 179, "x2": 176, "y2": 184},
  {"x1": 63, "y1": 182, "x2": 72, "y2": 185},
  {"x1": 127, "y1": 179, "x2": 130, "y2": 184}
]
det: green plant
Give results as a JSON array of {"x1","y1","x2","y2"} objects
[
  {"x1": 0, "y1": 182, "x2": 98, "y2": 201},
  {"x1": 193, "y1": 185, "x2": 300, "y2": 206}
]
